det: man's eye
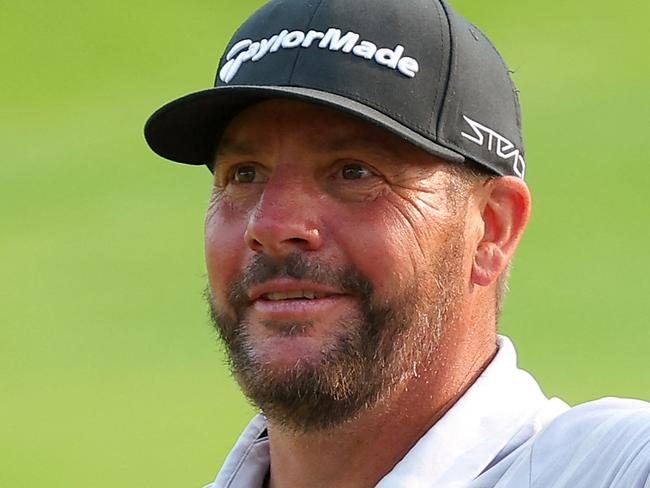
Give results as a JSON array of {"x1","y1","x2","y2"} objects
[
  {"x1": 341, "y1": 163, "x2": 373, "y2": 180},
  {"x1": 232, "y1": 165, "x2": 259, "y2": 183}
]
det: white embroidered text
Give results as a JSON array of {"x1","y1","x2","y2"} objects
[
  {"x1": 461, "y1": 115, "x2": 526, "y2": 178},
  {"x1": 219, "y1": 28, "x2": 420, "y2": 83}
]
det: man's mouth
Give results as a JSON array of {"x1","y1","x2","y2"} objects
[
  {"x1": 262, "y1": 291, "x2": 333, "y2": 301},
  {"x1": 245, "y1": 281, "x2": 348, "y2": 320},
  {"x1": 248, "y1": 280, "x2": 343, "y2": 302}
]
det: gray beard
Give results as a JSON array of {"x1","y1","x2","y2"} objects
[{"x1": 207, "y1": 238, "x2": 463, "y2": 433}]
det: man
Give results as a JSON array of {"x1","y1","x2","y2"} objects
[{"x1": 144, "y1": 0, "x2": 650, "y2": 486}]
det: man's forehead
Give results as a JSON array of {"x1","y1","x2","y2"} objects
[{"x1": 216, "y1": 99, "x2": 436, "y2": 162}]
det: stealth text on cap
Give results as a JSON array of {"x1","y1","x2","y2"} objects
[
  {"x1": 461, "y1": 115, "x2": 526, "y2": 178},
  {"x1": 219, "y1": 27, "x2": 420, "y2": 84}
]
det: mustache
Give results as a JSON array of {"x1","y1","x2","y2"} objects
[{"x1": 226, "y1": 252, "x2": 373, "y2": 313}]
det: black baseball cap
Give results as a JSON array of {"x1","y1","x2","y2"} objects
[{"x1": 144, "y1": 0, "x2": 526, "y2": 178}]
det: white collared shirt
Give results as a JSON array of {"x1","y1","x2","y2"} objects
[{"x1": 205, "y1": 336, "x2": 650, "y2": 487}]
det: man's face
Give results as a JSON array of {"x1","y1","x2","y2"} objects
[{"x1": 205, "y1": 100, "x2": 475, "y2": 432}]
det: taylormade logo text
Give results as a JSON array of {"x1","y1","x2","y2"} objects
[{"x1": 219, "y1": 28, "x2": 420, "y2": 83}]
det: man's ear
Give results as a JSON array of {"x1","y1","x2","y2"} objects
[{"x1": 471, "y1": 176, "x2": 531, "y2": 287}]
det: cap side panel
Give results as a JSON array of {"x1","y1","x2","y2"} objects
[
  {"x1": 468, "y1": 17, "x2": 523, "y2": 134},
  {"x1": 436, "y1": 3, "x2": 525, "y2": 177}
]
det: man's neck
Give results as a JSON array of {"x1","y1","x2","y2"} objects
[{"x1": 265, "y1": 331, "x2": 497, "y2": 488}]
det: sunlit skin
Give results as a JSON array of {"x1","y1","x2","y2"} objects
[{"x1": 205, "y1": 99, "x2": 531, "y2": 487}]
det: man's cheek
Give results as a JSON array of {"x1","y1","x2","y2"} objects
[
  {"x1": 205, "y1": 226, "x2": 247, "y2": 306},
  {"x1": 337, "y1": 229, "x2": 410, "y2": 299},
  {"x1": 206, "y1": 245, "x2": 237, "y2": 289},
  {"x1": 204, "y1": 200, "x2": 250, "y2": 259}
]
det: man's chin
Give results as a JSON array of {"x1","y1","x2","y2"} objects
[
  {"x1": 251, "y1": 335, "x2": 336, "y2": 371},
  {"x1": 225, "y1": 324, "x2": 383, "y2": 432},
  {"x1": 234, "y1": 355, "x2": 374, "y2": 433}
]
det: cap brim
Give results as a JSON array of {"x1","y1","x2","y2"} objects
[{"x1": 144, "y1": 85, "x2": 465, "y2": 167}]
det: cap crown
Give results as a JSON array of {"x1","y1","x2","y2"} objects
[{"x1": 214, "y1": 0, "x2": 525, "y2": 177}]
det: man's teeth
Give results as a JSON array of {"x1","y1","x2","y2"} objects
[{"x1": 263, "y1": 291, "x2": 329, "y2": 300}]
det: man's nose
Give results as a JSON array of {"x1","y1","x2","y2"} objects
[{"x1": 244, "y1": 177, "x2": 323, "y2": 255}]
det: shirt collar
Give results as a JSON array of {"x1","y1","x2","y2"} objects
[
  {"x1": 211, "y1": 335, "x2": 553, "y2": 488},
  {"x1": 376, "y1": 335, "x2": 551, "y2": 487},
  {"x1": 212, "y1": 414, "x2": 269, "y2": 488}
]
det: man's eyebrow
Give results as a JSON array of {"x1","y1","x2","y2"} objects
[
  {"x1": 214, "y1": 138, "x2": 261, "y2": 159},
  {"x1": 312, "y1": 134, "x2": 402, "y2": 159},
  {"x1": 214, "y1": 133, "x2": 403, "y2": 161}
]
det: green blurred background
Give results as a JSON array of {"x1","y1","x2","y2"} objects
[{"x1": 2, "y1": 0, "x2": 648, "y2": 486}]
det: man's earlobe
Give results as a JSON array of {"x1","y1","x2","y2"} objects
[{"x1": 471, "y1": 177, "x2": 531, "y2": 287}]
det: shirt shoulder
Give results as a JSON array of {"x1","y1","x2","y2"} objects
[
  {"x1": 478, "y1": 397, "x2": 650, "y2": 488},
  {"x1": 529, "y1": 397, "x2": 650, "y2": 487}
]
